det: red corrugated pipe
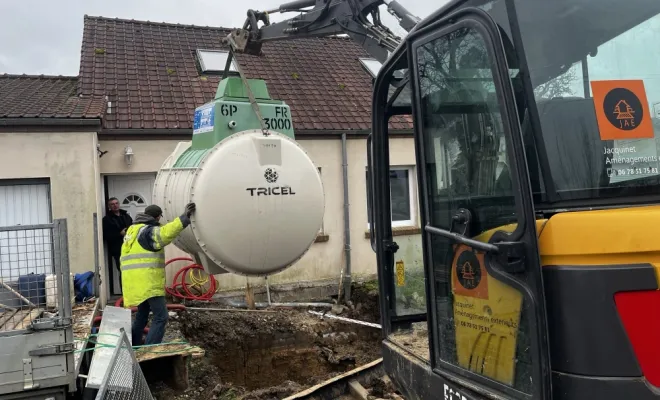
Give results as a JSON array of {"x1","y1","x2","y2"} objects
[
  {"x1": 164, "y1": 257, "x2": 217, "y2": 301},
  {"x1": 110, "y1": 256, "x2": 215, "y2": 312},
  {"x1": 113, "y1": 297, "x2": 187, "y2": 311}
]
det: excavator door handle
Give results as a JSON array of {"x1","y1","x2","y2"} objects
[{"x1": 450, "y1": 208, "x2": 471, "y2": 236}]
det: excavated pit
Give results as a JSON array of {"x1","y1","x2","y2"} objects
[
  {"x1": 148, "y1": 282, "x2": 382, "y2": 400},
  {"x1": 183, "y1": 308, "x2": 381, "y2": 389}
]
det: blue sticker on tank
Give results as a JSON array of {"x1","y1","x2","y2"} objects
[{"x1": 193, "y1": 103, "x2": 215, "y2": 135}]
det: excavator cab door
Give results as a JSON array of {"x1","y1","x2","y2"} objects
[
  {"x1": 408, "y1": 7, "x2": 551, "y2": 400},
  {"x1": 371, "y1": 4, "x2": 552, "y2": 400}
]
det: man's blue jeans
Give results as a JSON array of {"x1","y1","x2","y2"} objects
[{"x1": 131, "y1": 296, "x2": 168, "y2": 346}]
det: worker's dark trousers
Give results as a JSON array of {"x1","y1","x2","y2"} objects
[{"x1": 132, "y1": 296, "x2": 168, "y2": 346}]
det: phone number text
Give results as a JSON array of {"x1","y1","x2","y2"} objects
[{"x1": 608, "y1": 167, "x2": 659, "y2": 177}]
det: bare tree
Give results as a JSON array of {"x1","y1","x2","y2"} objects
[
  {"x1": 416, "y1": 29, "x2": 502, "y2": 196},
  {"x1": 533, "y1": 68, "x2": 578, "y2": 99}
]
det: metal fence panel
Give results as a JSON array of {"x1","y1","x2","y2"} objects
[
  {"x1": 0, "y1": 223, "x2": 54, "y2": 322},
  {"x1": 0, "y1": 219, "x2": 75, "y2": 394},
  {"x1": 0, "y1": 221, "x2": 73, "y2": 332},
  {"x1": 95, "y1": 329, "x2": 154, "y2": 400}
]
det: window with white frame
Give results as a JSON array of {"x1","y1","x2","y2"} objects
[
  {"x1": 196, "y1": 49, "x2": 238, "y2": 74},
  {"x1": 366, "y1": 166, "x2": 415, "y2": 228},
  {"x1": 359, "y1": 57, "x2": 405, "y2": 79},
  {"x1": 359, "y1": 58, "x2": 382, "y2": 77},
  {"x1": 0, "y1": 179, "x2": 53, "y2": 279}
]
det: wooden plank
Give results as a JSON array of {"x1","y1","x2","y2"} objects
[
  {"x1": 0, "y1": 280, "x2": 36, "y2": 308},
  {"x1": 283, "y1": 359, "x2": 383, "y2": 400},
  {"x1": 86, "y1": 305, "x2": 132, "y2": 389},
  {"x1": 73, "y1": 299, "x2": 99, "y2": 374},
  {"x1": 13, "y1": 308, "x2": 42, "y2": 330},
  {"x1": 0, "y1": 303, "x2": 16, "y2": 311},
  {"x1": 134, "y1": 343, "x2": 205, "y2": 363},
  {"x1": 73, "y1": 300, "x2": 99, "y2": 339},
  {"x1": 245, "y1": 281, "x2": 256, "y2": 309},
  {"x1": 0, "y1": 309, "x2": 30, "y2": 331},
  {"x1": 348, "y1": 380, "x2": 370, "y2": 400},
  {"x1": 0, "y1": 310, "x2": 17, "y2": 330}
]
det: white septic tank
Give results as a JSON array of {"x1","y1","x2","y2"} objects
[
  {"x1": 155, "y1": 78, "x2": 325, "y2": 276},
  {"x1": 154, "y1": 125, "x2": 325, "y2": 276}
]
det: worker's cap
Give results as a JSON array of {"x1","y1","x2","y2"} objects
[{"x1": 145, "y1": 205, "x2": 163, "y2": 218}]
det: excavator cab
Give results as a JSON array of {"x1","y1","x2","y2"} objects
[{"x1": 369, "y1": 0, "x2": 660, "y2": 399}]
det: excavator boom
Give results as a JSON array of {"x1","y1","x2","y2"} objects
[{"x1": 225, "y1": 0, "x2": 420, "y2": 64}]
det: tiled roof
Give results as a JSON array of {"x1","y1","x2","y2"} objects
[
  {"x1": 0, "y1": 74, "x2": 104, "y2": 119},
  {"x1": 79, "y1": 16, "x2": 411, "y2": 132}
]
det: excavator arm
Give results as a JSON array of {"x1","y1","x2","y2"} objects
[{"x1": 225, "y1": 0, "x2": 420, "y2": 64}]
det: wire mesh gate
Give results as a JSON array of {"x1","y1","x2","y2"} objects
[
  {"x1": 0, "y1": 219, "x2": 76, "y2": 395},
  {"x1": 95, "y1": 328, "x2": 154, "y2": 400},
  {"x1": 0, "y1": 220, "x2": 71, "y2": 329}
]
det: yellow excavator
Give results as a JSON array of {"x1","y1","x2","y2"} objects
[{"x1": 227, "y1": 0, "x2": 660, "y2": 398}]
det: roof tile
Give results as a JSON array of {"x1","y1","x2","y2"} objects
[
  {"x1": 79, "y1": 15, "x2": 411, "y2": 132},
  {"x1": 0, "y1": 74, "x2": 104, "y2": 120}
]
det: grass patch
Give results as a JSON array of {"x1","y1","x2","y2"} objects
[{"x1": 361, "y1": 279, "x2": 379, "y2": 294}]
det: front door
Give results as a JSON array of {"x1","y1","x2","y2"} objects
[
  {"x1": 407, "y1": 8, "x2": 551, "y2": 400},
  {"x1": 106, "y1": 174, "x2": 156, "y2": 219},
  {"x1": 105, "y1": 174, "x2": 156, "y2": 295}
]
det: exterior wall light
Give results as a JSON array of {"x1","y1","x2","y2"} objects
[{"x1": 124, "y1": 145, "x2": 134, "y2": 166}]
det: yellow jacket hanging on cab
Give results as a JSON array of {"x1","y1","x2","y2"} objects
[{"x1": 120, "y1": 212, "x2": 190, "y2": 307}]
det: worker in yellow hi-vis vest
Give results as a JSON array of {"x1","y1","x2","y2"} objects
[{"x1": 120, "y1": 202, "x2": 196, "y2": 345}]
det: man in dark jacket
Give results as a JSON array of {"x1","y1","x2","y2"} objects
[{"x1": 102, "y1": 197, "x2": 133, "y2": 293}]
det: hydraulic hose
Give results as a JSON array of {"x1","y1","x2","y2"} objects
[
  {"x1": 165, "y1": 257, "x2": 217, "y2": 301},
  {"x1": 113, "y1": 257, "x2": 216, "y2": 308},
  {"x1": 113, "y1": 297, "x2": 187, "y2": 311}
]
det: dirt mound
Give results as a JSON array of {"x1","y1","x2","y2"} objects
[{"x1": 346, "y1": 281, "x2": 381, "y2": 323}]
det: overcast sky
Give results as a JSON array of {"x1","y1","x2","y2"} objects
[{"x1": 0, "y1": 0, "x2": 443, "y2": 76}]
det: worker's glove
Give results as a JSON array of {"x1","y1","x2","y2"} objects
[{"x1": 184, "y1": 202, "x2": 196, "y2": 218}]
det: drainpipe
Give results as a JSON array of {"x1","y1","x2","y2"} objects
[
  {"x1": 341, "y1": 133, "x2": 352, "y2": 303},
  {"x1": 93, "y1": 213, "x2": 100, "y2": 297}
]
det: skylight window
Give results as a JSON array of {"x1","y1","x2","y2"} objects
[
  {"x1": 197, "y1": 49, "x2": 238, "y2": 74},
  {"x1": 359, "y1": 58, "x2": 382, "y2": 78}
]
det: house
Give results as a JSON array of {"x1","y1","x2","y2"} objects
[
  {"x1": 0, "y1": 15, "x2": 422, "y2": 303},
  {"x1": 0, "y1": 74, "x2": 105, "y2": 284}
]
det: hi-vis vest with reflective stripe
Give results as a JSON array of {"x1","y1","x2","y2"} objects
[{"x1": 120, "y1": 217, "x2": 185, "y2": 307}]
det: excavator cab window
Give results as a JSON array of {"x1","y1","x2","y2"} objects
[
  {"x1": 367, "y1": 51, "x2": 429, "y2": 325},
  {"x1": 515, "y1": 0, "x2": 660, "y2": 207}
]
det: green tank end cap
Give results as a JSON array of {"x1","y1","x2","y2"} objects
[
  {"x1": 188, "y1": 77, "x2": 294, "y2": 152},
  {"x1": 172, "y1": 148, "x2": 211, "y2": 168},
  {"x1": 215, "y1": 77, "x2": 272, "y2": 101}
]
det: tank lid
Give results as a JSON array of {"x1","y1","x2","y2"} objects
[{"x1": 215, "y1": 77, "x2": 272, "y2": 101}]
